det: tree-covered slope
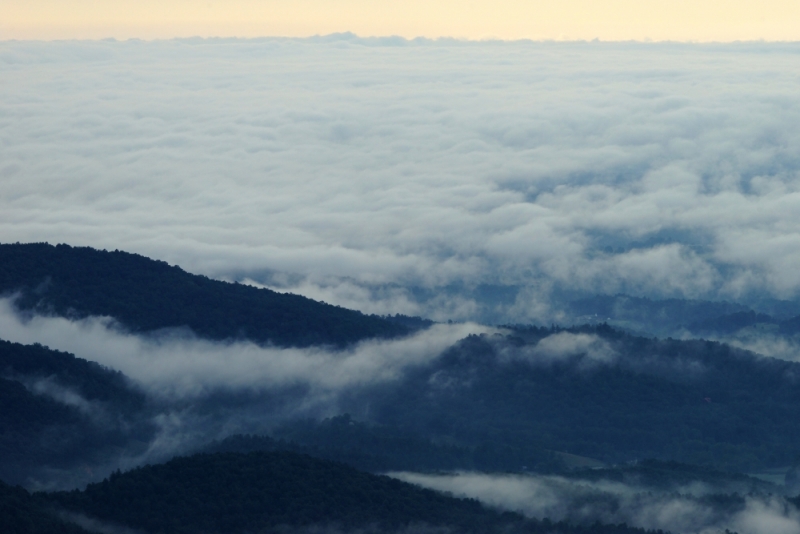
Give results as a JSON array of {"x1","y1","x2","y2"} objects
[
  {"x1": 348, "y1": 325, "x2": 800, "y2": 471},
  {"x1": 0, "y1": 479, "x2": 89, "y2": 534},
  {"x1": 0, "y1": 243, "x2": 408, "y2": 347},
  {"x1": 43, "y1": 451, "x2": 662, "y2": 534},
  {"x1": 567, "y1": 294, "x2": 750, "y2": 334},
  {"x1": 685, "y1": 311, "x2": 778, "y2": 335},
  {"x1": 565, "y1": 459, "x2": 776, "y2": 494},
  {"x1": 206, "y1": 414, "x2": 565, "y2": 473},
  {"x1": 0, "y1": 339, "x2": 154, "y2": 486},
  {"x1": 0, "y1": 339, "x2": 144, "y2": 410},
  {"x1": 569, "y1": 293, "x2": 800, "y2": 339}
]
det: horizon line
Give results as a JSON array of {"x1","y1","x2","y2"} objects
[{"x1": 3, "y1": 32, "x2": 800, "y2": 46}]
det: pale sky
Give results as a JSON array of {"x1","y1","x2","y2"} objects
[{"x1": 2, "y1": 0, "x2": 799, "y2": 41}]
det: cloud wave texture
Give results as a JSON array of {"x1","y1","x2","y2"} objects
[{"x1": 2, "y1": 38, "x2": 800, "y2": 320}]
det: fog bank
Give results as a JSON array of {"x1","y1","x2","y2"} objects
[{"x1": 0, "y1": 298, "x2": 490, "y2": 398}]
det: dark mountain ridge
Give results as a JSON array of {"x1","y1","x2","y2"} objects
[
  {"x1": 0, "y1": 242, "x2": 408, "y2": 347},
  {"x1": 686, "y1": 310, "x2": 778, "y2": 335},
  {"x1": 687, "y1": 310, "x2": 800, "y2": 338},
  {"x1": 569, "y1": 293, "x2": 800, "y2": 341},
  {"x1": 6, "y1": 322, "x2": 800, "y2": 486},
  {"x1": 206, "y1": 414, "x2": 565, "y2": 474},
  {"x1": 347, "y1": 324, "x2": 800, "y2": 471},
  {"x1": 0, "y1": 478, "x2": 89, "y2": 534},
  {"x1": 567, "y1": 294, "x2": 751, "y2": 334},
  {"x1": 39, "y1": 450, "x2": 664, "y2": 534},
  {"x1": 4, "y1": 242, "x2": 800, "y2": 491},
  {"x1": 566, "y1": 458, "x2": 777, "y2": 494},
  {"x1": 0, "y1": 339, "x2": 154, "y2": 486}
]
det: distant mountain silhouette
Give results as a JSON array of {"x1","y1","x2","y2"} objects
[
  {"x1": 568, "y1": 294, "x2": 749, "y2": 334},
  {"x1": 686, "y1": 310, "x2": 777, "y2": 335}
]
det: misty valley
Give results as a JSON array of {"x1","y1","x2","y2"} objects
[{"x1": 4, "y1": 243, "x2": 800, "y2": 533}]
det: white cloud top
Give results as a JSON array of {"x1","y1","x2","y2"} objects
[{"x1": 2, "y1": 38, "x2": 800, "y2": 321}]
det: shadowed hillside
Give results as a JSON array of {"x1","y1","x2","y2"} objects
[
  {"x1": 0, "y1": 339, "x2": 154, "y2": 486},
  {"x1": 206, "y1": 414, "x2": 565, "y2": 474},
  {"x1": 0, "y1": 243, "x2": 408, "y2": 347},
  {"x1": 0, "y1": 479, "x2": 89, "y2": 534},
  {"x1": 350, "y1": 325, "x2": 800, "y2": 471},
  {"x1": 42, "y1": 451, "x2": 663, "y2": 534}
]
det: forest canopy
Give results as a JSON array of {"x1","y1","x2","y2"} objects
[{"x1": 0, "y1": 243, "x2": 408, "y2": 347}]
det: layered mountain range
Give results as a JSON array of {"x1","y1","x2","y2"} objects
[{"x1": 3, "y1": 243, "x2": 800, "y2": 534}]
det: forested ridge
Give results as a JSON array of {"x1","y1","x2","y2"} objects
[
  {"x1": 0, "y1": 339, "x2": 154, "y2": 485},
  {"x1": 568, "y1": 294, "x2": 800, "y2": 339},
  {"x1": 0, "y1": 339, "x2": 143, "y2": 409},
  {"x1": 4, "y1": 243, "x2": 800, "y2": 532},
  {"x1": 207, "y1": 414, "x2": 565, "y2": 473},
  {"x1": 564, "y1": 459, "x2": 776, "y2": 493},
  {"x1": 6, "y1": 323, "x2": 800, "y2": 487},
  {"x1": 352, "y1": 325, "x2": 800, "y2": 471},
  {"x1": 0, "y1": 243, "x2": 407, "y2": 347},
  {"x1": 568, "y1": 295, "x2": 751, "y2": 333},
  {"x1": 0, "y1": 479, "x2": 89, "y2": 534},
  {"x1": 41, "y1": 450, "x2": 667, "y2": 534}
]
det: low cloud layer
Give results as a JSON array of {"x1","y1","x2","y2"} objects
[
  {"x1": 0, "y1": 296, "x2": 497, "y2": 485},
  {"x1": 678, "y1": 328, "x2": 800, "y2": 362},
  {"x1": 504, "y1": 331, "x2": 617, "y2": 366},
  {"x1": 0, "y1": 297, "x2": 488, "y2": 399},
  {"x1": 390, "y1": 471, "x2": 800, "y2": 534},
  {"x1": 2, "y1": 38, "x2": 800, "y2": 322}
]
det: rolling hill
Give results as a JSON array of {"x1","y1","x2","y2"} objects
[
  {"x1": 345, "y1": 325, "x2": 800, "y2": 471},
  {"x1": 41, "y1": 450, "x2": 661, "y2": 534},
  {"x1": 0, "y1": 339, "x2": 154, "y2": 486},
  {"x1": 0, "y1": 243, "x2": 408, "y2": 347}
]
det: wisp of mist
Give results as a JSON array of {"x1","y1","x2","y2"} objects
[
  {"x1": 390, "y1": 471, "x2": 800, "y2": 534},
  {"x1": 0, "y1": 297, "x2": 493, "y2": 398}
]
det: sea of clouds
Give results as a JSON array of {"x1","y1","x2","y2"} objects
[{"x1": 2, "y1": 37, "x2": 800, "y2": 322}]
